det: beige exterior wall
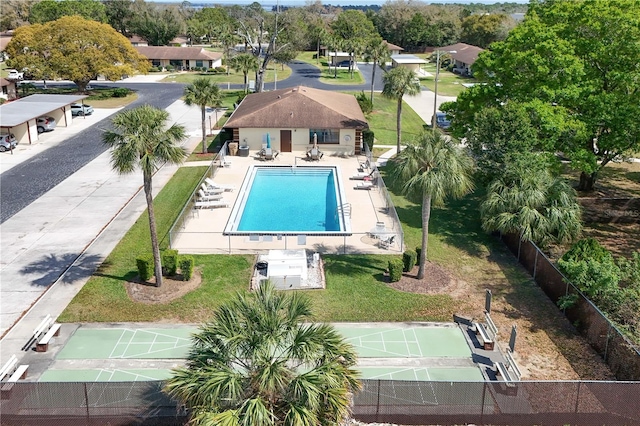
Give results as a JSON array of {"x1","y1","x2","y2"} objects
[
  {"x1": 237, "y1": 127, "x2": 357, "y2": 156},
  {"x1": 395, "y1": 62, "x2": 422, "y2": 73}
]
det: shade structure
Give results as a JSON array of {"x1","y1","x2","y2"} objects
[{"x1": 266, "y1": 133, "x2": 271, "y2": 149}]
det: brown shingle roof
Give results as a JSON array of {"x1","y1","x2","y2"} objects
[
  {"x1": 134, "y1": 46, "x2": 221, "y2": 61},
  {"x1": 437, "y1": 43, "x2": 484, "y2": 66},
  {"x1": 383, "y1": 40, "x2": 404, "y2": 51},
  {"x1": 224, "y1": 86, "x2": 368, "y2": 129}
]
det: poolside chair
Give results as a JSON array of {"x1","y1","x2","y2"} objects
[
  {"x1": 198, "y1": 189, "x2": 223, "y2": 202},
  {"x1": 309, "y1": 148, "x2": 322, "y2": 161},
  {"x1": 350, "y1": 170, "x2": 375, "y2": 180},
  {"x1": 200, "y1": 183, "x2": 224, "y2": 195},
  {"x1": 264, "y1": 148, "x2": 278, "y2": 161},
  {"x1": 380, "y1": 234, "x2": 396, "y2": 250},
  {"x1": 204, "y1": 178, "x2": 235, "y2": 192},
  {"x1": 194, "y1": 200, "x2": 230, "y2": 209},
  {"x1": 358, "y1": 158, "x2": 370, "y2": 172},
  {"x1": 354, "y1": 180, "x2": 375, "y2": 190}
]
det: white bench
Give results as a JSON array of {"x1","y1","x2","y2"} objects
[
  {"x1": 7, "y1": 364, "x2": 29, "y2": 382},
  {"x1": 495, "y1": 361, "x2": 516, "y2": 385},
  {"x1": 0, "y1": 355, "x2": 18, "y2": 381},
  {"x1": 474, "y1": 322, "x2": 495, "y2": 351},
  {"x1": 36, "y1": 323, "x2": 61, "y2": 352}
]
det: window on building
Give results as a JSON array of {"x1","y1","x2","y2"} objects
[
  {"x1": 309, "y1": 129, "x2": 339, "y2": 144},
  {"x1": 195, "y1": 60, "x2": 203, "y2": 68}
]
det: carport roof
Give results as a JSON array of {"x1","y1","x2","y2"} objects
[{"x1": 0, "y1": 94, "x2": 88, "y2": 127}]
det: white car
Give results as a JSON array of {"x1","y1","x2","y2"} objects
[
  {"x1": 0, "y1": 133, "x2": 18, "y2": 152},
  {"x1": 71, "y1": 103, "x2": 93, "y2": 116},
  {"x1": 7, "y1": 69, "x2": 24, "y2": 80}
]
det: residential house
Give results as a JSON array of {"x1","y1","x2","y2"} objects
[
  {"x1": 128, "y1": 35, "x2": 148, "y2": 46},
  {"x1": 436, "y1": 43, "x2": 484, "y2": 76},
  {"x1": 1, "y1": 78, "x2": 17, "y2": 101},
  {"x1": 134, "y1": 46, "x2": 222, "y2": 70},
  {"x1": 223, "y1": 86, "x2": 368, "y2": 156},
  {"x1": 383, "y1": 40, "x2": 404, "y2": 56}
]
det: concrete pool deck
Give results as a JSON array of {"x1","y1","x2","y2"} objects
[{"x1": 172, "y1": 151, "x2": 404, "y2": 254}]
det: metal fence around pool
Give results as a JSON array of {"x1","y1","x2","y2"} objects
[
  {"x1": 1, "y1": 380, "x2": 639, "y2": 425},
  {"x1": 500, "y1": 233, "x2": 640, "y2": 381}
]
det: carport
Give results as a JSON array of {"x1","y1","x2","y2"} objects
[{"x1": 0, "y1": 94, "x2": 88, "y2": 145}]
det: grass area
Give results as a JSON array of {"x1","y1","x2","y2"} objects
[
  {"x1": 419, "y1": 63, "x2": 476, "y2": 97},
  {"x1": 16, "y1": 86, "x2": 138, "y2": 108},
  {"x1": 86, "y1": 93, "x2": 138, "y2": 108},
  {"x1": 364, "y1": 93, "x2": 427, "y2": 145},
  {"x1": 162, "y1": 65, "x2": 292, "y2": 85},
  {"x1": 0, "y1": 62, "x2": 7, "y2": 78},
  {"x1": 296, "y1": 51, "x2": 365, "y2": 85}
]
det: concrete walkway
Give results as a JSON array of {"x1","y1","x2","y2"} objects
[{"x1": 0, "y1": 101, "x2": 205, "y2": 357}]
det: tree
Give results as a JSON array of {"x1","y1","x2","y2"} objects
[
  {"x1": 382, "y1": 66, "x2": 421, "y2": 153},
  {"x1": 460, "y1": 13, "x2": 514, "y2": 48},
  {"x1": 480, "y1": 153, "x2": 582, "y2": 247},
  {"x1": 0, "y1": 0, "x2": 38, "y2": 31},
  {"x1": 446, "y1": 0, "x2": 640, "y2": 191},
  {"x1": 130, "y1": 3, "x2": 182, "y2": 46},
  {"x1": 29, "y1": 0, "x2": 107, "y2": 24},
  {"x1": 183, "y1": 78, "x2": 222, "y2": 154},
  {"x1": 164, "y1": 282, "x2": 361, "y2": 426},
  {"x1": 5, "y1": 16, "x2": 150, "y2": 92},
  {"x1": 103, "y1": 106, "x2": 187, "y2": 287},
  {"x1": 331, "y1": 10, "x2": 377, "y2": 76},
  {"x1": 104, "y1": 0, "x2": 134, "y2": 37},
  {"x1": 363, "y1": 37, "x2": 391, "y2": 104},
  {"x1": 229, "y1": 53, "x2": 259, "y2": 93},
  {"x1": 390, "y1": 131, "x2": 474, "y2": 279}
]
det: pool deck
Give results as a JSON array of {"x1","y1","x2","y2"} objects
[{"x1": 172, "y1": 152, "x2": 403, "y2": 254}]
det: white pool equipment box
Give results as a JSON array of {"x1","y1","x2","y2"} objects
[{"x1": 266, "y1": 249, "x2": 308, "y2": 289}]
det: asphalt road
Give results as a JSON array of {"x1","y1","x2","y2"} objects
[
  {"x1": 0, "y1": 83, "x2": 185, "y2": 223},
  {"x1": 0, "y1": 61, "x2": 386, "y2": 223}
]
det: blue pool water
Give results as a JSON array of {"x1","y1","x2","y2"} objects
[{"x1": 237, "y1": 167, "x2": 341, "y2": 232}]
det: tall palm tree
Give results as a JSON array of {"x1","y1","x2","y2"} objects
[
  {"x1": 103, "y1": 105, "x2": 187, "y2": 287},
  {"x1": 164, "y1": 282, "x2": 361, "y2": 426},
  {"x1": 363, "y1": 37, "x2": 391, "y2": 104},
  {"x1": 229, "y1": 53, "x2": 259, "y2": 93},
  {"x1": 382, "y1": 66, "x2": 421, "y2": 153},
  {"x1": 480, "y1": 155, "x2": 582, "y2": 247},
  {"x1": 184, "y1": 77, "x2": 222, "y2": 154},
  {"x1": 391, "y1": 130, "x2": 474, "y2": 279}
]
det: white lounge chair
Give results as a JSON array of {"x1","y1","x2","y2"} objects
[
  {"x1": 198, "y1": 189, "x2": 223, "y2": 202},
  {"x1": 354, "y1": 181, "x2": 375, "y2": 190},
  {"x1": 195, "y1": 200, "x2": 229, "y2": 209},
  {"x1": 204, "y1": 178, "x2": 235, "y2": 192},
  {"x1": 350, "y1": 171, "x2": 375, "y2": 180},
  {"x1": 200, "y1": 183, "x2": 224, "y2": 195}
]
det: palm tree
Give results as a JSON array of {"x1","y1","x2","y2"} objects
[
  {"x1": 391, "y1": 130, "x2": 474, "y2": 279},
  {"x1": 363, "y1": 37, "x2": 391, "y2": 104},
  {"x1": 103, "y1": 105, "x2": 187, "y2": 287},
  {"x1": 480, "y1": 155, "x2": 582, "y2": 247},
  {"x1": 229, "y1": 53, "x2": 259, "y2": 93},
  {"x1": 184, "y1": 77, "x2": 222, "y2": 154},
  {"x1": 382, "y1": 66, "x2": 421, "y2": 153},
  {"x1": 164, "y1": 282, "x2": 361, "y2": 425}
]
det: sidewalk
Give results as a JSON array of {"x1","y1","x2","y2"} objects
[
  {"x1": 0, "y1": 101, "x2": 204, "y2": 359},
  {"x1": 402, "y1": 89, "x2": 457, "y2": 126}
]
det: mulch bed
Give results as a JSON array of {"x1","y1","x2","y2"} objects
[
  {"x1": 125, "y1": 270, "x2": 202, "y2": 304},
  {"x1": 386, "y1": 262, "x2": 454, "y2": 294}
]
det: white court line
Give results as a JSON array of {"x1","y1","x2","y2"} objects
[
  {"x1": 120, "y1": 329, "x2": 139, "y2": 358},
  {"x1": 149, "y1": 333, "x2": 158, "y2": 356},
  {"x1": 108, "y1": 329, "x2": 130, "y2": 359},
  {"x1": 135, "y1": 329, "x2": 192, "y2": 342},
  {"x1": 424, "y1": 367, "x2": 438, "y2": 405}
]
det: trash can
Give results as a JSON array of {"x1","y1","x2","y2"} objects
[{"x1": 238, "y1": 146, "x2": 250, "y2": 157}]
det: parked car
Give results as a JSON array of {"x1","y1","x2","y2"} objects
[
  {"x1": 37, "y1": 116, "x2": 56, "y2": 133},
  {"x1": 71, "y1": 103, "x2": 93, "y2": 116},
  {"x1": 433, "y1": 112, "x2": 451, "y2": 130},
  {"x1": 336, "y1": 60, "x2": 354, "y2": 68},
  {"x1": 0, "y1": 133, "x2": 18, "y2": 152},
  {"x1": 7, "y1": 69, "x2": 24, "y2": 80}
]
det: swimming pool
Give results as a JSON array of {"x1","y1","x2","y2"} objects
[{"x1": 224, "y1": 165, "x2": 351, "y2": 235}]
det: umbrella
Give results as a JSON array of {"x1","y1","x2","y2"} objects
[
  {"x1": 266, "y1": 133, "x2": 271, "y2": 149},
  {"x1": 313, "y1": 132, "x2": 318, "y2": 149}
]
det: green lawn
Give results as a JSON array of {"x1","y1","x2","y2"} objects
[
  {"x1": 162, "y1": 64, "x2": 292, "y2": 85},
  {"x1": 297, "y1": 51, "x2": 365, "y2": 85},
  {"x1": 364, "y1": 93, "x2": 427, "y2": 145},
  {"x1": 419, "y1": 63, "x2": 477, "y2": 97}
]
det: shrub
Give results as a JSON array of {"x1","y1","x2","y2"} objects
[
  {"x1": 356, "y1": 91, "x2": 373, "y2": 115},
  {"x1": 362, "y1": 129, "x2": 374, "y2": 152},
  {"x1": 415, "y1": 247, "x2": 421, "y2": 265},
  {"x1": 236, "y1": 92, "x2": 248, "y2": 105},
  {"x1": 136, "y1": 254, "x2": 154, "y2": 281},
  {"x1": 558, "y1": 238, "x2": 620, "y2": 298},
  {"x1": 215, "y1": 66, "x2": 226, "y2": 73},
  {"x1": 162, "y1": 249, "x2": 179, "y2": 276},
  {"x1": 402, "y1": 250, "x2": 417, "y2": 272},
  {"x1": 207, "y1": 68, "x2": 216, "y2": 73},
  {"x1": 111, "y1": 88, "x2": 129, "y2": 98},
  {"x1": 388, "y1": 258, "x2": 404, "y2": 283},
  {"x1": 180, "y1": 256, "x2": 195, "y2": 281},
  {"x1": 166, "y1": 65, "x2": 175, "y2": 72},
  {"x1": 149, "y1": 66, "x2": 160, "y2": 72}
]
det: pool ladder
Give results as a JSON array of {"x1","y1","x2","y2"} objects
[{"x1": 336, "y1": 203, "x2": 351, "y2": 218}]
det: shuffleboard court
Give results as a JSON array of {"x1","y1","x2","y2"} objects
[
  {"x1": 40, "y1": 369, "x2": 173, "y2": 382},
  {"x1": 57, "y1": 328, "x2": 197, "y2": 359},
  {"x1": 335, "y1": 325, "x2": 471, "y2": 358},
  {"x1": 359, "y1": 366, "x2": 484, "y2": 382}
]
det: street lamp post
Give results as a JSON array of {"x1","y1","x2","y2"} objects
[{"x1": 432, "y1": 49, "x2": 456, "y2": 129}]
